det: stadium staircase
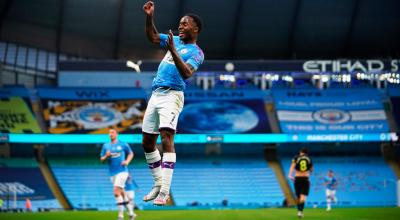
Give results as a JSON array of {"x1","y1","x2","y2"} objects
[
  {"x1": 264, "y1": 102, "x2": 295, "y2": 206},
  {"x1": 382, "y1": 97, "x2": 400, "y2": 178},
  {"x1": 381, "y1": 143, "x2": 400, "y2": 179},
  {"x1": 264, "y1": 103, "x2": 281, "y2": 133},
  {"x1": 264, "y1": 146, "x2": 296, "y2": 206},
  {"x1": 385, "y1": 99, "x2": 399, "y2": 132},
  {"x1": 29, "y1": 92, "x2": 48, "y2": 133}
]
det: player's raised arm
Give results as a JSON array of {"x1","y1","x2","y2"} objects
[{"x1": 143, "y1": 1, "x2": 160, "y2": 44}]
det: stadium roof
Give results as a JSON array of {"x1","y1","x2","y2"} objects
[{"x1": 1, "y1": 0, "x2": 399, "y2": 60}]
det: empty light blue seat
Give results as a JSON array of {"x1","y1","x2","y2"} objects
[
  {"x1": 172, "y1": 158, "x2": 284, "y2": 207},
  {"x1": 51, "y1": 163, "x2": 154, "y2": 210}
]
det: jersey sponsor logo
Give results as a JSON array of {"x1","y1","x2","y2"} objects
[
  {"x1": 110, "y1": 152, "x2": 121, "y2": 158},
  {"x1": 312, "y1": 109, "x2": 350, "y2": 124}
]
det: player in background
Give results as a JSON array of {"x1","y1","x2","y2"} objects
[
  {"x1": 324, "y1": 170, "x2": 338, "y2": 211},
  {"x1": 142, "y1": 1, "x2": 204, "y2": 206},
  {"x1": 288, "y1": 148, "x2": 313, "y2": 218},
  {"x1": 124, "y1": 173, "x2": 138, "y2": 218},
  {"x1": 100, "y1": 129, "x2": 134, "y2": 220}
]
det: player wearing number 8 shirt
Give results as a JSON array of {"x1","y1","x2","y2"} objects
[{"x1": 288, "y1": 147, "x2": 313, "y2": 218}]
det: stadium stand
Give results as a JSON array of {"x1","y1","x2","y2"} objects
[
  {"x1": 0, "y1": 158, "x2": 61, "y2": 211},
  {"x1": 172, "y1": 157, "x2": 283, "y2": 208},
  {"x1": 48, "y1": 155, "x2": 284, "y2": 210},
  {"x1": 281, "y1": 156, "x2": 397, "y2": 207},
  {"x1": 1, "y1": 83, "x2": 399, "y2": 211},
  {"x1": 49, "y1": 158, "x2": 153, "y2": 210}
]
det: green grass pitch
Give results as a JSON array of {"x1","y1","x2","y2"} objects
[{"x1": 1, "y1": 207, "x2": 400, "y2": 220}]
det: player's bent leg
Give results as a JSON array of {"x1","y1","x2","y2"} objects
[
  {"x1": 297, "y1": 196, "x2": 305, "y2": 219},
  {"x1": 297, "y1": 194, "x2": 306, "y2": 218},
  {"x1": 142, "y1": 132, "x2": 159, "y2": 153},
  {"x1": 114, "y1": 187, "x2": 125, "y2": 220},
  {"x1": 124, "y1": 191, "x2": 136, "y2": 220},
  {"x1": 143, "y1": 132, "x2": 163, "y2": 202},
  {"x1": 153, "y1": 128, "x2": 176, "y2": 206},
  {"x1": 326, "y1": 189, "x2": 332, "y2": 211},
  {"x1": 113, "y1": 173, "x2": 128, "y2": 219},
  {"x1": 326, "y1": 197, "x2": 332, "y2": 211},
  {"x1": 159, "y1": 128, "x2": 175, "y2": 152},
  {"x1": 153, "y1": 93, "x2": 182, "y2": 206},
  {"x1": 295, "y1": 182, "x2": 305, "y2": 217},
  {"x1": 332, "y1": 190, "x2": 338, "y2": 203},
  {"x1": 143, "y1": 133, "x2": 161, "y2": 168},
  {"x1": 295, "y1": 184, "x2": 303, "y2": 216}
]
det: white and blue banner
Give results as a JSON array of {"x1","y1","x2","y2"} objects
[{"x1": 273, "y1": 88, "x2": 389, "y2": 133}]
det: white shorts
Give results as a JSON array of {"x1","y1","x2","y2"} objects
[
  {"x1": 142, "y1": 89, "x2": 184, "y2": 134},
  {"x1": 110, "y1": 172, "x2": 129, "y2": 189},
  {"x1": 326, "y1": 189, "x2": 336, "y2": 197}
]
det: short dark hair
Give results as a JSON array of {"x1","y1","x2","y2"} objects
[
  {"x1": 299, "y1": 147, "x2": 309, "y2": 155},
  {"x1": 185, "y1": 13, "x2": 203, "y2": 33}
]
